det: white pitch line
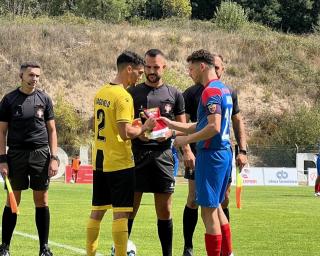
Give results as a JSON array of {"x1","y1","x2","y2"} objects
[{"x1": 2, "y1": 228, "x2": 103, "y2": 256}]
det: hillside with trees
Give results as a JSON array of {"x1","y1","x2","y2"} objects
[
  {"x1": 0, "y1": 1, "x2": 319, "y2": 165},
  {"x1": 1, "y1": 0, "x2": 320, "y2": 33}
]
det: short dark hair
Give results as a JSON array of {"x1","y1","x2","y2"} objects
[
  {"x1": 186, "y1": 49, "x2": 214, "y2": 66},
  {"x1": 117, "y1": 51, "x2": 144, "y2": 71},
  {"x1": 20, "y1": 62, "x2": 41, "y2": 71},
  {"x1": 145, "y1": 49, "x2": 165, "y2": 58}
]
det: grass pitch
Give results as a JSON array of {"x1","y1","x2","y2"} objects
[{"x1": 1, "y1": 183, "x2": 319, "y2": 255}]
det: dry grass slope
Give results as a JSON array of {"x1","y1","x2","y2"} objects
[{"x1": 0, "y1": 17, "x2": 320, "y2": 144}]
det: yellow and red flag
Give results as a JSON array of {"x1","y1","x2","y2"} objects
[
  {"x1": 235, "y1": 165, "x2": 243, "y2": 209},
  {"x1": 4, "y1": 176, "x2": 19, "y2": 214}
]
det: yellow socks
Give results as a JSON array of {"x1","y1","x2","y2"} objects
[
  {"x1": 86, "y1": 218, "x2": 101, "y2": 256},
  {"x1": 112, "y1": 218, "x2": 128, "y2": 256}
]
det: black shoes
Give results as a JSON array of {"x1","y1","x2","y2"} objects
[
  {"x1": 182, "y1": 246, "x2": 193, "y2": 256},
  {"x1": 0, "y1": 244, "x2": 10, "y2": 256},
  {"x1": 39, "y1": 244, "x2": 53, "y2": 256}
]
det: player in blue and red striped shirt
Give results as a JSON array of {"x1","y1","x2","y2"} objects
[{"x1": 161, "y1": 49, "x2": 234, "y2": 256}]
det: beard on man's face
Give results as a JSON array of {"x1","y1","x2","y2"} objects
[{"x1": 146, "y1": 73, "x2": 161, "y2": 83}]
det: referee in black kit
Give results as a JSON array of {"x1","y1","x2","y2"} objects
[{"x1": 0, "y1": 62, "x2": 58, "y2": 256}]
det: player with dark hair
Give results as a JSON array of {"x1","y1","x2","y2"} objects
[
  {"x1": 181, "y1": 54, "x2": 247, "y2": 255},
  {"x1": 161, "y1": 49, "x2": 234, "y2": 256},
  {"x1": 0, "y1": 62, "x2": 59, "y2": 256},
  {"x1": 127, "y1": 49, "x2": 188, "y2": 256},
  {"x1": 86, "y1": 51, "x2": 156, "y2": 256}
]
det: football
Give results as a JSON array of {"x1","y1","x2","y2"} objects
[{"x1": 110, "y1": 240, "x2": 137, "y2": 256}]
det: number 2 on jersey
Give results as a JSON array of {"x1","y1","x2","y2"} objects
[{"x1": 97, "y1": 109, "x2": 106, "y2": 141}]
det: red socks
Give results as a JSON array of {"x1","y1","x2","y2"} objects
[
  {"x1": 315, "y1": 183, "x2": 320, "y2": 193},
  {"x1": 205, "y1": 233, "x2": 222, "y2": 256},
  {"x1": 204, "y1": 224, "x2": 232, "y2": 256},
  {"x1": 221, "y1": 224, "x2": 232, "y2": 256}
]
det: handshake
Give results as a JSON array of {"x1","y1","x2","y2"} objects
[{"x1": 132, "y1": 107, "x2": 169, "y2": 140}]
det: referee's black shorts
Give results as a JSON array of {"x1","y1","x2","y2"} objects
[
  {"x1": 7, "y1": 146, "x2": 50, "y2": 191},
  {"x1": 133, "y1": 147, "x2": 175, "y2": 193}
]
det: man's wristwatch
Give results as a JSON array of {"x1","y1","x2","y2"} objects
[
  {"x1": 51, "y1": 155, "x2": 60, "y2": 165},
  {"x1": 239, "y1": 149, "x2": 247, "y2": 155},
  {"x1": 0, "y1": 154, "x2": 7, "y2": 163}
]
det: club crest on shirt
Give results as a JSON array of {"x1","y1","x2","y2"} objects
[
  {"x1": 36, "y1": 107, "x2": 44, "y2": 118},
  {"x1": 164, "y1": 103, "x2": 172, "y2": 113},
  {"x1": 207, "y1": 103, "x2": 217, "y2": 113}
]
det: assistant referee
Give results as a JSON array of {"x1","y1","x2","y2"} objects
[{"x1": 0, "y1": 62, "x2": 58, "y2": 256}]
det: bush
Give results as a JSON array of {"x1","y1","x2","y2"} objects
[
  {"x1": 126, "y1": 0, "x2": 147, "y2": 18},
  {"x1": 270, "y1": 105, "x2": 320, "y2": 147},
  {"x1": 312, "y1": 14, "x2": 320, "y2": 33},
  {"x1": 76, "y1": 0, "x2": 129, "y2": 23},
  {"x1": 162, "y1": 0, "x2": 192, "y2": 18},
  {"x1": 54, "y1": 93, "x2": 85, "y2": 147},
  {"x1": 214, "y1": 1, "x2": 248, "y2": 31},
  {"x1": 145, "y1": 0, "x2": 162, "y2": 19}
]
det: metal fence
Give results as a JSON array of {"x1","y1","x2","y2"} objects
[{"x1": 59, "y1": 143, "x2": 319, "y2": 169}]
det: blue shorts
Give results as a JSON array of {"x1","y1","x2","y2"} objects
[
  {"x1": 317, "y1": 156, "x2": 320, "y2": 176},
  {"x1": 195, "y1": 148, "x2": 232, "y2": 208}
]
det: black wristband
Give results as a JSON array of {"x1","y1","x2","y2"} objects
[
  {"x1": 239, "y1": 149, "x2": 247, "y2": 155},
  {"x1": 0, "y1": 154, "x2": 7, "y2": 163}
]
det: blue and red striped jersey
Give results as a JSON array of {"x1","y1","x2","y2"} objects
[{"x1": 196, "y1": 79, "x2": 233, "y2": 150}]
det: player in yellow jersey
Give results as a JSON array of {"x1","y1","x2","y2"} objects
[{"x1": 86, "y1": 51, "x2": 156, "y2": 256}]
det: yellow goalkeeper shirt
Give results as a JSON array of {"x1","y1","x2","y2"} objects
[{"x1": 92, "y1": 84, "x2": 134, "y2": 172}]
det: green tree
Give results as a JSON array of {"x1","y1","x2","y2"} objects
[
  {"x1": 235, "y1": 0, "x2": 281, "y2": 27},
  {"x1": 126, "y1": 0, "x2": 147, "y2": 18},
  {"x1": 270, "y1": 105, "x2": 320, "y2": 147},
  {"x1": 76, "y1": 0, "x2": 129, "y2": 22},
  {"x1": 0, "y1": 0, "x2": 40, "y2": 16},
  {"x1": 54, "y1": 94, "x2": 85, "y2": 147},
  {"x1": 214, "y1": 1, "x2": 248, "y2": 31},
  {"x1": 162, "y1": 0, "x2": 191, "y2": 18},
  {"x1": 190, "y1": 0, "x2": 220, "y2": 20},
  {"x1": 38, "y1": 0, "x2": 76, "y2": 16},
  {"x1": 311, "y1": 0, "x2": 320, "y2": 31},
  {"x1": 279, "y1": 0, "x2": 314, "y2": 33},
  {"x1": 145, "y1": 0, "x2": 162, "y2": 19}
]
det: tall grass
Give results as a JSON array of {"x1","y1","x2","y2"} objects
[{"x1": 0, "y1": 16, "x2": 320, "y2": 146}]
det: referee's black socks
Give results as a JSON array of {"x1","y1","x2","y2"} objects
[
  {"x1": 223, "y1": 207, "x2": 230, "y2": 222},
  {"x1": 128, "y1": 218, "x2": 134, "y2": 237},
  {"x1": 157, "y1": 219, "x2": 173, "y2": 256},
  {"x1": 2, "y1": 206, "x2": 17, "y2": 246},
  {"x1": 35, "y1": 206, "x2": 50, "y2": 249},
  {"x1": 183, "y1": 205, "x2": 198, "y2": 249}
]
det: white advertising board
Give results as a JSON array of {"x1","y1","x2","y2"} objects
[
  {"x1": 264, "y1": 168, "x2": 298, "y2": 186},
  {"x1": 240, "y1": 167, "x2": 265, "y2": 186},
  {"x1": 231, "y1": 167, "x2": 264, "y2": 186}
]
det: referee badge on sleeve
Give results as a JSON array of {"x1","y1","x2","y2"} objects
[{"x1": 207, "y1": 103, "x2": 217, "y2": 114}]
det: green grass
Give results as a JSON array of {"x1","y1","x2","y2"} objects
[{"x1": 1, "y1": 183, "x2": 319, "y2": 255}]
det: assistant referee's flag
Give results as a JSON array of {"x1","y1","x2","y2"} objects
[
  {"x1": 5, "y1": 176, "x2": 19, "y2": 214},
  {"x1": 235, "y1": 145, "x2": 243, "y2": 209}
]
